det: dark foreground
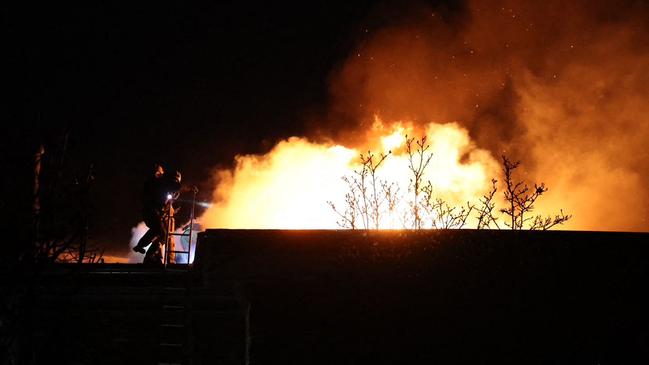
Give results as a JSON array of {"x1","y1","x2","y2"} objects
[
  {"x1": 4, "y1": 229, "x2": 649, "y2": 364},
  {"x1": 3, "y1": 263, "x2": 247, "y2": 365},
  {"x1": 196, "y1": 229, "x2": 649, "y2": 365}
]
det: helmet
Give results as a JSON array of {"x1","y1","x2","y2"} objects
[{"x1": 154, "y1": 164, "x2": 164, "y2": 178}]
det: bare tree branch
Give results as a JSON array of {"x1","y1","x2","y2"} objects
[
  {"x1": 476, "y1": 178, "x2": 500, "y2": 229},
  {"x1": 406, "y1": 136, "x2": 433, "y2": 229},
  {"x1": 500, "y1": 155, "x2": 570, "y2": 230},
  {"x1": 530, "y1": 210, "x2": 572, "y2": 230}
]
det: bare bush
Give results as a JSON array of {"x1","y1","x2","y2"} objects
[
  {"x1": 475, "y1": 179, "x2": 500, "y2": 229},
  {"x1": 328, "y1": 151, "x2": 390, "y2": 229},
  {"x1": 33, "y1": 138, "x2": 99, "y2": 263},
  {"x1": 381, "y1": 179, "x2": 401, "y2": 228},
  {"x1": 405, "y1": 136, "x2": 433, "y2": 229},
  {"x1": 500, "y1": 155, "x2": 571, "y2": 230},
  {"x1": 530, "y1": 210, "x2": 572, "y2": 230},
  {"x1": 421, "y1": 182, "x2": 474, "y2": 229},
  {"x1": 329, "y1": 142, "x2": 572, "y2": 231},
  {"x1": 328, "y1": 176, "x2": 360, "y2": 229},
  {"x1": 361, "y1": 151, "x2": 390, "y2": 229}
]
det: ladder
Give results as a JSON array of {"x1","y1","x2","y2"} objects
[
  {"x1": 157, "y1": 277, "x2": 195, "y2": 364},
  {"x1": 163, "y1": 186, "x2": 198, "y2": 269},
  {"x1": 156, "y1": 187, "x2": 197, "y2": 364}
]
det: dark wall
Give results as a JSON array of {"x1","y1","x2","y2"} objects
[{"x1": 197, "y1": 229, "x2": 649, "y2": 364}]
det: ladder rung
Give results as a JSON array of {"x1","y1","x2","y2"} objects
[
  {"x1": 162, "y1": 305, "x2": 185, "y2": 310},
  {"x1": 162, "y1": 287, "x2": 185, "y2": 291},
  {"x1": 160, "y1": 324, "x2": 185, "y2": 328},
  {"x1": 169, "y1": 251, "x2": 190, "y2": 254},
  {"x1": 170, "y1": 233, "x2": 190, "y2": 236}
]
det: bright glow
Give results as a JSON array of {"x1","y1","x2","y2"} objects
[
  {"x1": 201, "y1": 120, "x2": 500, "y2": 229},
  {"x1": 203, "y1": 137, "x2": 356, "y2": 229},
  {"x1": 381, "y1": 127, "x2": 406, "y2": 152}
]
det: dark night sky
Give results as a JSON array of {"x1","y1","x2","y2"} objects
[{"x1": 6, "y1": 1, "x2": 459, "y2": 253}]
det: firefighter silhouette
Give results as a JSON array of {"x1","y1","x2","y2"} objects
[{"x1": 133, "y1": 166, "x2": 181, "y2": 265}]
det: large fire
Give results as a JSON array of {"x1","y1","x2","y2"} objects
[
  {"x1": 201, "y1": 0, "x2": 649, "y2": 232},
  {"x1": 201, "y1": 119, "x2": 500, "y2": 229}
]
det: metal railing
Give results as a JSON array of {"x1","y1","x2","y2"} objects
[{"x1": 163, "y1": 186, "x2": 198, "y2": 270}]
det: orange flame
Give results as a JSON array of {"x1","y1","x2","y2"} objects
[{"x1": 201, "y1": 119, "x2": 499, "y2": 229}]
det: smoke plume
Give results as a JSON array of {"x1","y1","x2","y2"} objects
[{"x1": 321, "y1": 0, "x2": 649, "y2": 231}]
